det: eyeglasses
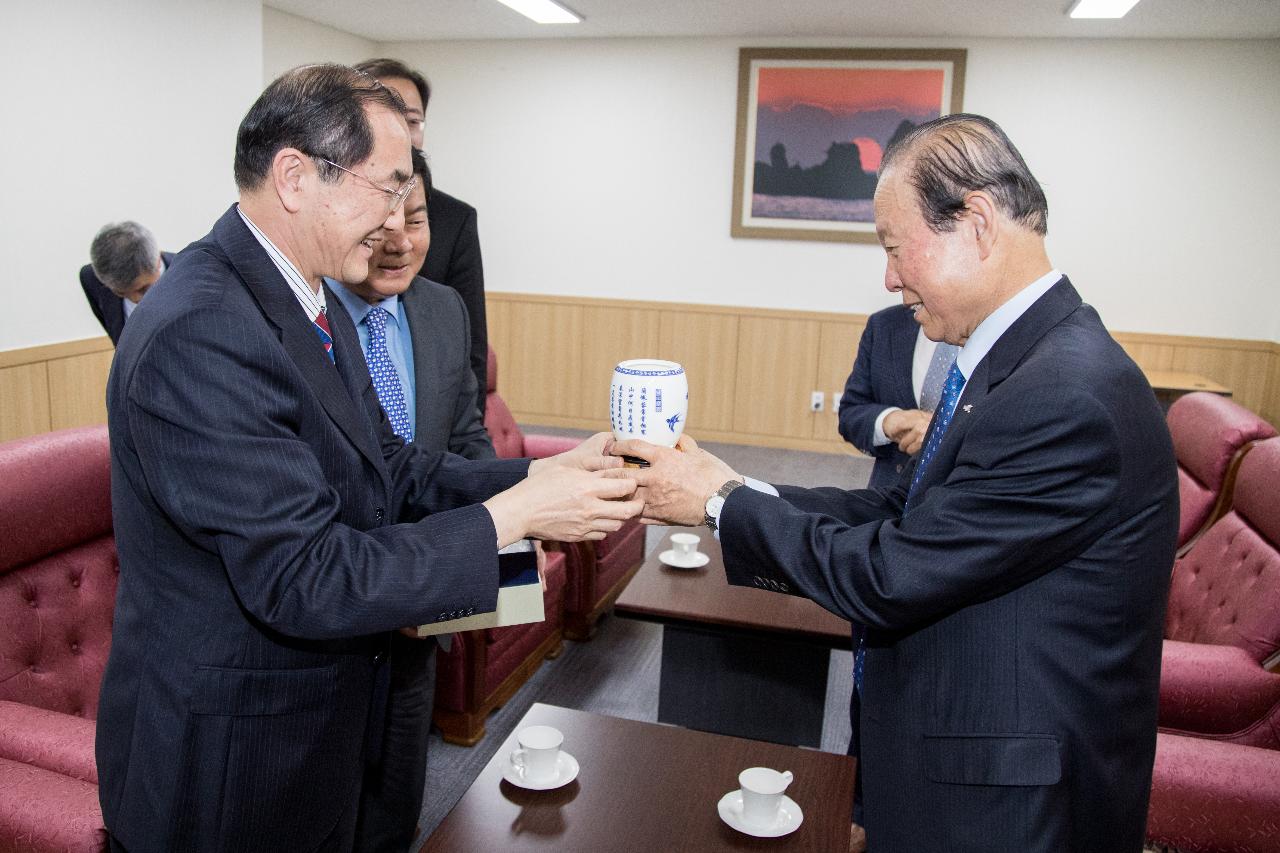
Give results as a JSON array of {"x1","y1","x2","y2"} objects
[{"x1": 311, "y1": 155, "x2": 418, "y2": 213}]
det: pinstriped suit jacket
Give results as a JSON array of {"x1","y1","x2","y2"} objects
[
  {"x1": 722, "y1": 279, "x2": 1178, "y2": 852},
  {"x1": 96, "y1": 205, "x2": 528, "y2": 853}
]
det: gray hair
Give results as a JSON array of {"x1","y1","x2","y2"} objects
[
  {"x1": 880, "y1": 113, "x2": 1048, "y2": 236},
  {"x1": 89, "y1": 221, "x2": 159, "y2": 294}
]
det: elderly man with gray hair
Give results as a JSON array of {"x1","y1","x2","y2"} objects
[
  {"x1": 617, "y1": 113, "x2": 1178, "y2": 852},
  {"x1": 79, "y1": 221, "x2": 170, "y2": 344}
]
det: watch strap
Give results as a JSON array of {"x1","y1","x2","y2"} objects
[{"x1": 703, "y1": 479, "x2": 744, "y2": 532}]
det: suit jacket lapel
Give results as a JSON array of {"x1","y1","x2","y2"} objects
[
  {"x1": 211, "y1": 207, "x2": 388, "y2": 476},
  {"x1": 911, "y1": 276, "x2": 1082, "y2": 496},
  {"x1": 399, "y1": 282, "x2": 430, "y2": 438}
]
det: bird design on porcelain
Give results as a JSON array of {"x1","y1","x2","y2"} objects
[{"x1": 667, "y1": 412, "x2": 682, "y2": 432}]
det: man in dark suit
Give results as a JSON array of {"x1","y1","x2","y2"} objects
[
  {"x1": 96, "y1": 64, "x2": 639, "y2": 853},
  {"x1": 79, "y1": 221, "x2": 171, "y2": 345},
  {"x1": 328, "y1": 149, "x2": 495, "y2": 852},
  {"x1": 356, "y1": 58, "x2": 489, "y2": 416},
  {"x1": 838, "y1": 304, "x2": 959, "y2": 488},
  {"x1": 615, "y1": 114, "x2": 1178, "y2": 852}
]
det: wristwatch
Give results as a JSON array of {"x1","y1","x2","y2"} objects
[{"x1": 703, "y1": 479, "x2": 744, "y2": 533}]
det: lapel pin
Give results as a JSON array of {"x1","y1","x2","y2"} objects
[{"x1": 963, "y1": 404, "x2": 973, "y2": 413}]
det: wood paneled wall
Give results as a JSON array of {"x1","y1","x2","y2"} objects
[
  {"x1": 487, "y1": 292, "x2": 1280, "y2": 451},
  {"x1": 2, "y1": 305, "x2": 1278, "y2": 450},
  {"x1": 0, "y1": 337, "x2": 114, "y2": 443}
]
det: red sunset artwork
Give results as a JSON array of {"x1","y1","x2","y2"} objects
[{"x1": 751, "y1": 65, "x2": 947, "y2": 224}]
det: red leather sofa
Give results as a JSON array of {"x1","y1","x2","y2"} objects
[
  {"x1": 0, "y1": 425, "x2": 114, "y2": 853},
  {"x1": 1167, "y1": 392, "x2": 1276, "y2": 555},
  {"x1": 1148, "y1": 733, "x2": 1280, "y2": 852},
  {"x1": 1160, "y1": 436, "x2": 1280, "y2": 751},
  {"x1": 431, "y1": 550, "x2": 567, "y2": 746}
]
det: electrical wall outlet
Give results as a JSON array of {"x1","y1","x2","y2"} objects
[{"x1": 810, "y1": 391, "x2": 825, "y2": 412}]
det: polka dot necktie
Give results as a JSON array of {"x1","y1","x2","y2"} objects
[
  {"x1": 854, "y1": 361, "x2": 966, "y2": 695},
  {"x1": 918, "y1": 343, "x2": 960, "y2": 414},
  {"x1": 363, "y1": 306, "x2": 413, "y2": 442}
]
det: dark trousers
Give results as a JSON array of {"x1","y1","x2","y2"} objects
[{"x1": 354, "y1": 631, "x2": 439, "y2": 853}]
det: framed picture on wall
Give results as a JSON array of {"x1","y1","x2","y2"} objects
[{"x1": 731, "y1": 48, "x2": 967, "y2": 244}]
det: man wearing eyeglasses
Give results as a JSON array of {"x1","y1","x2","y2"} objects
[{"x1": 95, "y1": 64, "x2": 640, "y2": 853}]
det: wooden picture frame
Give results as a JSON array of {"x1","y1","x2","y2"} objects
[{"x1": 731, "y1": 48, "x2": 967, "y2": 244}]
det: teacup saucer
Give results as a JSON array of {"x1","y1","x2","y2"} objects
[
  {"x1": 717, "y1": 790, "x2": 803, "y2": 837},
  {"x1": 501, "y1": 751, "x2": 579, "y2": 791},
  {"x1": 659, "y1": 550, "x2": 710, "y2": 570}
]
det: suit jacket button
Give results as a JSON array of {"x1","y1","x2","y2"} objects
[
  {"x1": 375, "y1": 507, "x2": 384, "y2": 522},
  {"x1": 466, "y1": 607, "x2": 475, "y2": 615},
  {"x1": 779, "y1": 582, "x2": 790, "y2": 592},
  {"x1": 896, "y1": 464, "x2": 903, "y2": 473}
]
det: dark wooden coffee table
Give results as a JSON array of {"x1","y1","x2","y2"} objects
[
  {"x1": 420, "y1": 703, "x2": 856, "y2": 853},
  {"x1": 614, "y1": 528, "x2": 851, "y2": 747}
]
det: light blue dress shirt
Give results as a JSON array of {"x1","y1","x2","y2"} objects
[{"x1": 327, "y1": 279, "x2": 418, "y2": 439}]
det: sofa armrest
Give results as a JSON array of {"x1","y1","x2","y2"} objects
[
  {"x1": 523, "y1": 434, "x2": 582, "y2": 460},
  {"x1": 0, "y1": 700, "x2": 98, "y2": 784},
  {"x1": 1159, "y1": 641, "x2": 1280, "y2": 738}
]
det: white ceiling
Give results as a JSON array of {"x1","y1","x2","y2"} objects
[{"x1": 264, "y1": 0, "x2": 1280, "y2": 43}]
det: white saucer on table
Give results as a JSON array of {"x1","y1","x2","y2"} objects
[
  {"x1": 658, "y1": 550, "x2": 710, "y2": 570},
  {"x1": 501, "y1": 750, "x2": 580, "y2": 791},
  {"x1": 717, "y1": 790, "x2": 803, "y2": 837}
]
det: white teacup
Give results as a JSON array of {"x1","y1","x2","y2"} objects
[
  {"x1": 669, "y1": 532, "x2": 701, "y2": 564},
  {"x1": 610, "y1": 359, "x2": 688, "y2": 448},
  {"x1": 738, "y1": 767, "x2": 793, "y2": 827},
  {"x1": 511, "y1": 725, "x2": 563, "y2": 784}
]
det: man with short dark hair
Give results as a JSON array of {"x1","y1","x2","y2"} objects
[
  {"x1": 617, "y1": 114, "x2": 1178, "y2": 852},
  {"x1": 356, "y1": 58, "x2": 489, "y2": 415},
  {"x1": 80, "y1": 221, "x2": 170, "y2": 344},
  {"x1": 96, "y1": 64, "x2": 639, "y2": 853}
]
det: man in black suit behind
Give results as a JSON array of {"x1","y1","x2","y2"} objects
[
  {"x1": 357, "y1": 58, "x2": 489, "y2": 416},
  {"x1": 616, "y1": 114, "x2": 1178, "y2": 852},
  {"x1": 96, "y1": 64, "x2": 640, "y2": 853},
  {"x1": 79, "y1": 221, "x2": 171, "y2": 345}
]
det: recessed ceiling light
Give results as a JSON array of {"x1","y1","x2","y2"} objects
[
  {"x1": 494, "y1": 0, "x2": 582, "y2": 24},
  {"x1": 1068, "y1": 0, "x2": 1141, "y2": 19}
]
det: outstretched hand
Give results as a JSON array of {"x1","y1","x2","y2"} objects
[
  {"x1": 484, "y1": 465, "x2": 642, "y2": 547},
  {"x1": 530, "y1": 431, "x2": 624, "y2": 475},
  {"x1": 608, "y1": 434, "x2": 742, "y2": 527}
]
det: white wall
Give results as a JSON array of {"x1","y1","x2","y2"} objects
[
  {"x1": 0, "y1": 0, "x2": 262, "y2": 351},
  {"x1": 263, "y1": 7, "x2": 376, "y2": 84},
  {"x1": 384, "y1": 36, "x2": 1280, "y2": 342}
]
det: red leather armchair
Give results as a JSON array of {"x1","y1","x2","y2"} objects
[
  {"x1": 1147, "y1": 733, "x2": 1280, "y2": 853},
  {"x1": 0, "y1": 426, "x2": 114, "y2": 853},
  {"x1": 1167, "y1": 392, "x2": 1276, "y2": 554},
  {"x1": 432, "y1": 551, "x2": 567, "y2": 746},
  {"x1": 1160, "y1": 436, "x2": 1280, "y2": 751},
  {"x1": 481, "y1": 347, "x2": 646, "y2": 640}
]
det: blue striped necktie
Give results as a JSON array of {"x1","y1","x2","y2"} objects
[
  {"x1": 363, "y1": 306, "x2": 413, "y2": 442},
  {"x1": 855, "y1": 361, "x2": 967, "y2": 694}
]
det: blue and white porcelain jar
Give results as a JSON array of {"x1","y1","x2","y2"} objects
[{"x1": 609, "y1": 359, "x2": 688, "y2": 447}]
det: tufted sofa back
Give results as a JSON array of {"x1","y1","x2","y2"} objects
[
  {"x1": 0, "y1": 425, "x2": 116, "y2": 719},
  {"x1": 483, "y1": 346, "x2": 527, "y2": 460},
  {"x1": 1165, "y1": 437, "x2": 1280, "y2": 664},
  {"x1": 1167, "y1": 392, "x2": 1277, "y2": 548}
]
